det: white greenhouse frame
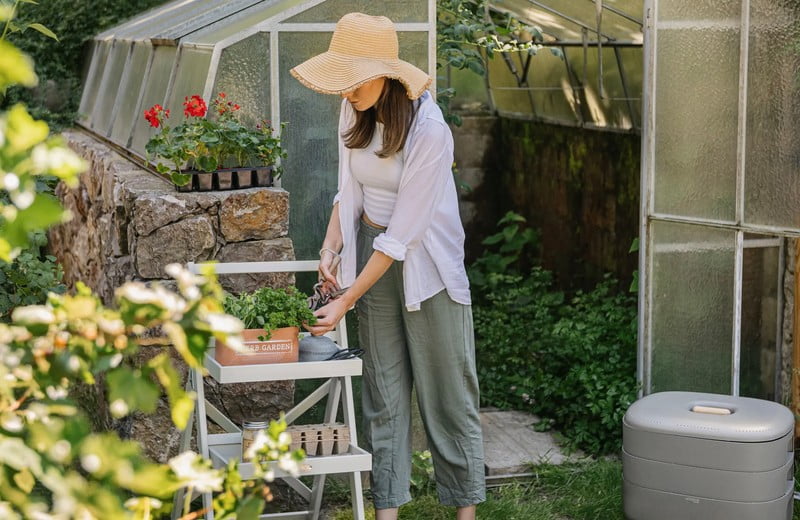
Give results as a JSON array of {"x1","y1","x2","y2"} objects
[{"x1": 638, "y1": 0, "x2": 793, "y2": 399}]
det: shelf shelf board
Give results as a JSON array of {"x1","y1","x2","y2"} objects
[
  {"x1": 205, "y1": 349, "x2": 362, "y2": 383},
  {"x1": 208, "y1": 440, "x2": 371, "y2": 479}
]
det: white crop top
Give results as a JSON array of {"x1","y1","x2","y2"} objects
[{"x1": 349, "y1": 122, "x2": 403, "y2": 226}]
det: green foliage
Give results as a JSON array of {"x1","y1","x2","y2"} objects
[
  {"x1": 2, "y1": 0, "x2": 170, "y2": 129},
  {"x1": 467, "y1": 211, "x2": 539, "y2": 293},
  {"x1": 223, "y1": 286, "x2": 316, "y2": 333},
  {"x1": 409, "y1": 450, "x2": 435, "y2": 496},
  {"x1": 435, "y1": 0, "x2": 560, "y2": 124},
  {"x1": 470, "y1": 213, "x2": 637, "y2": 455},
  {"x1": 0, "y1": 230, "x2": 65, "y2": 321}
]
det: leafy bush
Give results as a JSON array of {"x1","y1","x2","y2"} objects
[
  {"x1": 223, "y1": 287, "x2": 316, "y2": 332},
  {"x1": 3, "y1": 0, "x2": 169, "y2": 129},
  {"x1": 470, "y1": 213, "x2": 637, "y2": 455},
  {"x1": 0, "y1": 230, "x2": 65, "y2": 321}
]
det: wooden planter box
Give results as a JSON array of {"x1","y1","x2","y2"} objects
[
  {"x1": 176, "y1": 166, "x2": 274, "y2": 192},
  {"x1": 214, "y1": 326, "x2": 299, "y2": 365}
]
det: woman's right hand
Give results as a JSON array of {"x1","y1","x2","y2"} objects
[{"x1": 318, "y1": 249, "x2": 341, "y2": 290}]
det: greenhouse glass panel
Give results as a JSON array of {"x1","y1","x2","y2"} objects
[
  {"x1": 498, "y1": 0, "x2": 643, "y2": 42},
  {"x1": 650, "y1": 221, "x2": 734, "y2": 394},
  {"x1": 212, "y1": 32, "x2": 271, "y2": 128},
  {"x1": 739, "y1": 241, "x2": 780, "y2": 400},
  {"x1": 616, "y1": 47, "x2": 642, "y2": 127},
  {"x1": 652, "y1": 26, "x2": 739, "y2": 221},
  {"x1": 164, "y1": 48, "x2": 213, "y2": 124},
  {"x1": 130, "y1": 46, "x2": 177, "y2": 153},
  {"x1": 279, "y1": 31, "x2": 341, "y2": 260},
  {"x1": 91, "y1": 41, "x2": 132, "y2": 134},
  {"x1": 79, "y1": 41, "x2": 111, "y2": 121},
  {"x1": 658, "y1": 0, "x2": 741, "y2": 22},
  {"x1": 182, "y1": 1, "x2": 290, "y2": 46},
  {"x1": 110, "y1": 42, "x2": 152, "y2": 146},
  {"x1": 743, "y1": 1, "x2": 800, "y2": 228},
  {"x1": 286, "y1": 0, "x2": 427, "y2": 23},
  {"x1": 110, "y1": 0, "x2": 264, "y2": 42}
]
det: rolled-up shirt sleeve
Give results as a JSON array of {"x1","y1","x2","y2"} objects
[{"x1": 372, "y1": 118, "x2": 453, "y2": 261}]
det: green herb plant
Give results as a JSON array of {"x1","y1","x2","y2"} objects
[{"x1": 223, "y1": 287, "x2": 316, "y2": 339}]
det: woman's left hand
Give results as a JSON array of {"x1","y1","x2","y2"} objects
[{"x1": 305, "y1": 297, "x2": 350, "y2": 336}]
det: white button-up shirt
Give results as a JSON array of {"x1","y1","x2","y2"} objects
[{"x1": 334, "y1": 91, "x2": 471, "y2": 311}]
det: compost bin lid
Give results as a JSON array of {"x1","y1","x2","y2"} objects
[{"x1": 623, "y1": 391, "x2": 794, "y2": 443}]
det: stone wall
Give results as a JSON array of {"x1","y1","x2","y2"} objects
[
  {"x1": 455, "y1": 115, "x2": 640, "y2": 291},
  {"x1": 54, "y1": 130, "x2": 296, "y2": 462}
]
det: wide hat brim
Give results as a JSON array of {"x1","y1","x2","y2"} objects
[{"x1": 290, "y1": 51, "x2": 432, "y2": 100}]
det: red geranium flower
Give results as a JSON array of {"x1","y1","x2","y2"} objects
[
  {"x1": 144, "y1": 104, "x2": 168, "y2": 128},
  {"x1": 183, "y1": 95, "x2": 207, "y2": 118}
]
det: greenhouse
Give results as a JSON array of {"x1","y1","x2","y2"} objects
[{"x1": 78, "y1": 0, "x2": 435, "y2": 258}]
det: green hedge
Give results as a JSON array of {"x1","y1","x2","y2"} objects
[
  {"x1": 4, "y1": 0, "x2": 168, "y2": 129},
  {"x1": 470, "y1": 213, "x2": 638, "y2": 456}
]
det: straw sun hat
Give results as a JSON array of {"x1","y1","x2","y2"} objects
[{"x1": 290, "y1": 12, "x2": 432, "y2": 100}]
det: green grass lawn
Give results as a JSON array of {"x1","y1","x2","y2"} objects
[
  {"x1": 323, "y1": 456, "x2": 800, "y2": 520},
  {"x1": 326, "y1": 458, "x2": 625, "y2": 520}
]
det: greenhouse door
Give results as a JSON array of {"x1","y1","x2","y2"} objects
[{"x1": 638, "y1": 0, "x2": 800, "y2": 400}]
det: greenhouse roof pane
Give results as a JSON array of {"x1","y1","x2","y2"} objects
[
  {"x1": 96, "y1": 0, "x2": 282, "y2": 43},
  {"x1": 286, "y1": 0, "x2": 428, "y2": 23},
  {"x1": 182, "y1": 0, "x2": 298, "y2": 46},
  {"x1": 494, "y1": 0, "x2": 643, "y2": 44}
]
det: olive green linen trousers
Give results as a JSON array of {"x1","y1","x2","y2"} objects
[{"x1": 356, "y1": 219, "x2": 486, "y2": 509}]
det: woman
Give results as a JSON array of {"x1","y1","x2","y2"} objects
[{"x1": 291, "y1": 12, "x2": 485, "y2": 520}]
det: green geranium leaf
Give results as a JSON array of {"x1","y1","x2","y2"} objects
[{"x1": 171, "y1": 171, "x2": 192, "y2": 186}]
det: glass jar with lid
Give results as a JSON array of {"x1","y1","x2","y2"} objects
[{"x1": 241, "y1": 419, "x2": 268, "y2": 462}]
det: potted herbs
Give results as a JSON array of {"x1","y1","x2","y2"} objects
[
  {"x1": 217, "y1": 287, "x2": 316, "y2": 366},
  {"x1": 143, "y1": 92, "x2": 287, "y2": 191}
]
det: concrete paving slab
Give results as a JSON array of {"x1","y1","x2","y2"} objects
[{"x1": 481, "y1": 408, "x2": 582, "y2": 476}]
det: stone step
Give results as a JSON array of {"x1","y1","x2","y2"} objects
[{"x1": 480, "y1": 408, "x2": 583, "y2": 479}]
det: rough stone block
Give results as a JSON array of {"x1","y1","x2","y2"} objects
[
  {"x1": 133, "y1": 193, "x2": 198, "y2": 236},
  {"x1": 219, "y1": 188, "x2": 289, "y2": 242},
  {"x1": 136, "y1": 216, "x2": 216, "y2": 278}
]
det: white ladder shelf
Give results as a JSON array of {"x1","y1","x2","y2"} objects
[{"x1": 173, "y1": 260, "x2": 370, "y2": 520}]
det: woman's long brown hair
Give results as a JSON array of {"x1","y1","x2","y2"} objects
[{"x1": 343, "y1": 79, "x2": 417, "y2": 158}]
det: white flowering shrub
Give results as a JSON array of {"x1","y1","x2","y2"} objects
[
  {"x1": 0, "y1": 263, "x2": 304, "y2": 519},
  {"x1": 0, "y1": 10, "x2": 304, "y2": 519}
]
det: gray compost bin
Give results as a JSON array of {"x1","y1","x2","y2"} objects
[{"x1": 623, "y1": 391, "x2": 794, "y2": 520}]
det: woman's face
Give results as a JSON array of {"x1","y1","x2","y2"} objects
[{"x1": 342, "y1": 77, "x2": 386, "y2": 111}]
